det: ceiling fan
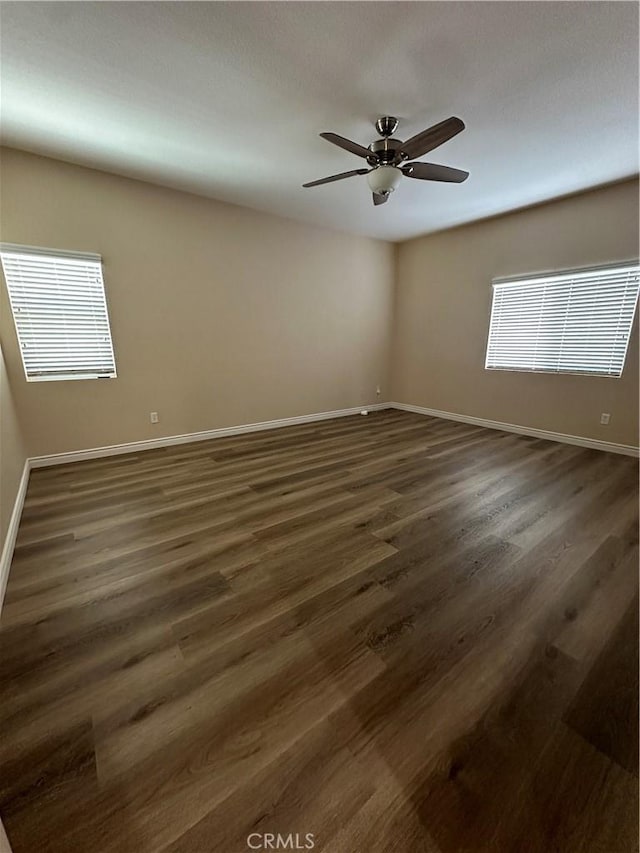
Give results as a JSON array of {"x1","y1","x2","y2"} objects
[{"x1": 303, "y1": 115, "x2": 468, "y2": 205}]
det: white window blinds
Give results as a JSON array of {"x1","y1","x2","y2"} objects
[
  {"x1": 0, "y1": 244, "x2": 116, "y2": 382},
  {"x1": 485, "y1": 262, "x2": 640, "y2": 377}
]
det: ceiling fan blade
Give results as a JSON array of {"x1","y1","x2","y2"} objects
[
  {"x1": 320, "y1": 132, "x2": 376, "y2": 160},
  {"x1": 373, "y1": 192, "x2": 389, "y2": 206},
  {"x1": 303, "y1": 168, "x2": 369, "y2": 188},
  {"x1": 400, "y1": 117, "x2": 465, "y2": 160},
  {"x1": 401, "y1": 162, "x2": 469, "y2": 183}
]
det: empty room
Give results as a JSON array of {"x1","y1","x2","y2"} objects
[{"x1": 0, "y1": 2, "x2": 638, "y2": 852}]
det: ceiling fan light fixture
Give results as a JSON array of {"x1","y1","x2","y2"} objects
[{"x1": 367, "y1": 165, "x2": 402, "y2": 195}]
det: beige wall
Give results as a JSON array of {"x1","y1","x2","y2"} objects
[
  {"x1": 0, "y1": 817, "x2": 13, "y2": 853},
  {"x1": 0, "y1": 149, "x2": 638, "y2": 464},
  {"x1": 392, "y1": 179, "x2": 640, "y2": 447},
  {"x1": 0, "y1": 149, "x2": 394, "y2": 457},
  {"x1": 0, "y1": 341, "x2": 26, "y2": 553}
]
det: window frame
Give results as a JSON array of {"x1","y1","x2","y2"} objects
[
  {"x1": 0, "y1": 243, "x2": 117, "y2": 383},
  {"x1": 484, "y1": 259, "x2": 640, "y2": 379}
]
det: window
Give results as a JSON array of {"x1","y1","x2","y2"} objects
[
  {"x1": 485, "y1": 262, "x2": 640, "y2": 377},
  {"x1": 0, "y1": 244, "x2": 116, "y2": 382}
]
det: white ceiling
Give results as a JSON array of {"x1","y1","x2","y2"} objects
[{"x1": 1, "y1": 2, "x2": 638, "y2": 242}]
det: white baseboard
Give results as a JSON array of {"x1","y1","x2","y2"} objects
[
  {"x1": 29, "y1": 403, "x2": 390, "y2": 468},
  {"x1": 0, "y1": 458, "x2": 30, "y2": 611},
  {"x1": 391, "y1": 402, "x2": 640, "y2": 457},
  {"x1": 23, "y1": 399, "x2": 640, "y2": 471}
]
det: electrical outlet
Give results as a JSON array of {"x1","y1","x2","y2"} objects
[
  {"x1": 376, "y1": 385, "x2": 381, "y2": 396},
  {"x1": 600, "y1": 412, "x2": 610, "y2": 425},
  {"x1": 150, "y1": 411, "x2": 159, "y2": 424}
]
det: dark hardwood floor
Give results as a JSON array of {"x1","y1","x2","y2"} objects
[{"x1": 0, "y1": 409, "x2": 637, "y2": 853}]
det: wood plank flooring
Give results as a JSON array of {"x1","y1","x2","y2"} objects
[{"x1": 0, "y1": 409, "x2": 637, "y2": 853}]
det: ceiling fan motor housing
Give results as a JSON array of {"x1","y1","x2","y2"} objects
[{"x1": 367, "y1": 137, "x2": 405, "y2": 166}]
